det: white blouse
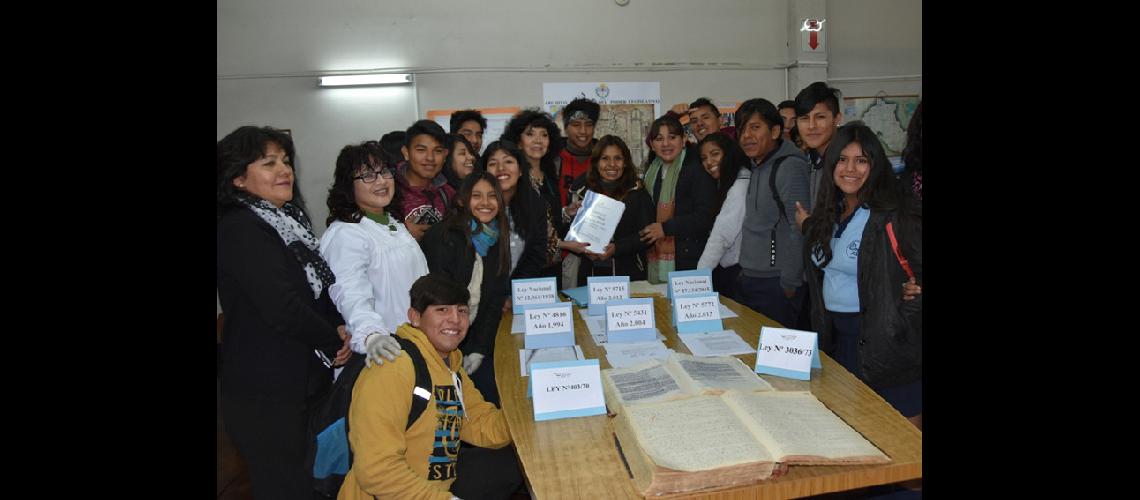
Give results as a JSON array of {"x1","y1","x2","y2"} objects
[{"x1": 319, "y1": 217, "x2": 429, "y2": 354}]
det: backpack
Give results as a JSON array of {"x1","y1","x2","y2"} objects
[
  {"x1": 767, "y1": 156, "x2": 790, "y2": 267},
  {"x1": 308, "y1": 336, "x2": 433, "y2": 498}
]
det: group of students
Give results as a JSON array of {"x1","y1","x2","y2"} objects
[{"x1": 215, "y1": 80, "x2": 923, "y2": 499}]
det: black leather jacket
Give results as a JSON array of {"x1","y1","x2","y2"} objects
[{"x1": 805, "y1": 207, "x2": 922, "y2": 388}]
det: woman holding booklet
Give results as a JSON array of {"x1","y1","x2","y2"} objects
[
  {"x1": 563, "y1": 135, "x2": 655, "y2": 285},
  {"x1": 799, "y1": 124, "x2": 923, "y2": 428}
]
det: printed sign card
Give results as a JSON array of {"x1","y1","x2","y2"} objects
[
  {"x1": 522, "y1": 302, "x2": 575, "y2": 350},
  {"x1": 531, "y1": 359, "x2": 606, "y2": 421},
  {"x1": 604, "y1": 297, "x2": 656, "y2": 343},
  {"x1": 671, "y1": 292, "x2": 723, "y2": 334},
  {"x1": 587, "y1": 276, "x2": 630, "y2": 316},
  {"x1": 512, "y1": 277, "x2": 558, "y2": 314},
  {"x1": 667, "y1": 269, "x2": 713, "y2": 299},
  {"x1": 753, "y1": 326, "x2": 821, "y2": 380}
]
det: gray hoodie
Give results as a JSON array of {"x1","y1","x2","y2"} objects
[{"x1": 739, "y1": 139, "x2": 810, "y2": 290}]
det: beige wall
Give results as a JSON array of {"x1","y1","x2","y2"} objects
[{"x1": 217, "y1": 0, "x2": 922, "y2": 313}]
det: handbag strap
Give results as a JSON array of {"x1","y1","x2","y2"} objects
[{"x1": 885, "y1": 221, "x2": 915, "y2": 280}]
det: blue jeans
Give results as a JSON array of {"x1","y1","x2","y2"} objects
[{"x1": 736, "y1": 275, "x2": 803, "y2": 328}]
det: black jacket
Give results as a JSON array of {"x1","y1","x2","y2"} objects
[
  {"x1": 506, "y1": 187, "x2": 551, "y2": 280},
  {"x1": 216, "y1": 208, "x2": 343, "y2": 404},
  {"x1": 805, "y1": 207, "x2": 922, "y2": 388},
  {"x1": 569, "y1": 176, "x2": 655, "y2": 285},
  {"x1": 648, "y1": 145, "x2": 718, "y2": 270},
  {"x1": 419, "y1": 220, "x2": 510, "y2": 357}
]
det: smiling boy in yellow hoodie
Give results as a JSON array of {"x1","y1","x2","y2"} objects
[{"x1": 339, "y1": 273, "x2": 514, "y2": 500}]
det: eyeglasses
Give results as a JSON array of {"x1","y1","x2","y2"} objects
[{"x1": 354, "y1": 168, "x2": 394, "y2": 183}]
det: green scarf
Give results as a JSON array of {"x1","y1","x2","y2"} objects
[
  {"x1": 363, "y1": 210, "x2": 397, "y2": 231},
  {"x1": 644, "y1": 147, "x2": 685, "y2": 205},
  {"x1": 643, "y1": 148, "x2": 686, "y2": 284}
]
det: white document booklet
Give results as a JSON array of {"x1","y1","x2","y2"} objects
[{"x1": 565, "y1": 190, "x2": 626, "y2": 253}]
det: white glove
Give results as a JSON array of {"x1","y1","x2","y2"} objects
[
  {"x1": 463, "y1": 352, "x2": 485, "y2": 374},
  {"x1": 365, "y1": 333, "x2": 403, "y2": 368}
]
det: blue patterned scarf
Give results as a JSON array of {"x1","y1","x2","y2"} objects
[{"x1": 470, "y1": 218, "x2": 500, "y2": 257}]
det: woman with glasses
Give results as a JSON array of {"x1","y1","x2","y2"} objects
[
  {"x1": 217, "y1": 126, "x2": 352, "y2": 500},
  {"x1": 320, "y1": 142, "x2": 428, "y2": 367}
]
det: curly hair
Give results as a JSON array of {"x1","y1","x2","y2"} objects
[
  {"x1": 501, "y1": 108, "x2": 562, "y2": 183},
  {"x1": 696, "y1": 132, "x2": 750, "y2": 213},
  {"x1": 803, "y1": 124, "x2": 901, "y2": 268},
  {"x1": 325, "y1": 141, "x2": 387, "y2": 225},
  {"x1": 217, "y1": 125, "x2": 304, "y2": 219},
  {"x1": 585, "y1": 135, "x2": 640, "y2": 200}
]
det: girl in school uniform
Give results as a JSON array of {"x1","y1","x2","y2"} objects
[{"x1": 799, "y1": 124, "x2": 923, "y2": 428}]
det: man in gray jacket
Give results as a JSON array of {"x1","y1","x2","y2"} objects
[{"x1": 735, "y1": 98, "x2": 810, "y2": 328}]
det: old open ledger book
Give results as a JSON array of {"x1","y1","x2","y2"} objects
[{"x1": 602, "y1": 354, "x2": 889, "y2": 496}]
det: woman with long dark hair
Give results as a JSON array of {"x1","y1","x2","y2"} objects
[
  {"x1": 442, "y1": 133, "x2": 479, "y2": 190},
  {"x1": 801, "y1": 124, "x2": 922, "y2": 428},
  {"x1": 695, "y1": 132, "x2": 752, "y2": 300},
  {"x1": 564, "y1": 135, "x2": 655, "y2": 285},
  {"x1": 478, "y1": 140, "x2": 549, "y2": 281},
  {"x1": 420, "y1": 171, "x2": 512, "y2": 405},
  {"x1": 216, "y1": 126, "x2": 353, "y2": 500}
]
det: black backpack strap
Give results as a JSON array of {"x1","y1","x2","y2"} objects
[
  {"x1": 768, "y1": 156, "x2": 789, "y2": 267},
  {"x1": 768, "y1": 156, "x2": 790, "y2": 228},
  {"x1": 439, "y1": 186, "x2": 450, "y2": 212},
  {"x1": 394, "y1": 337, "x2": 433, "y2": 430}
]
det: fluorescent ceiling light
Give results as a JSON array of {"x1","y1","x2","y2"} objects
[{"x1": 318, "y1": 74, "x2": 413, "y2": 87}]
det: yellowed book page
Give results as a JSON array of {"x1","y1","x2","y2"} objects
[
  {"x1": 602, "y1": 359, "x2": 696, "y2": 406},
  {"x1": 722, "y1": 391, "x2": 889, "y2": 463},
  {"x1": 665, "y1": 352, "x2": 775, "y2": 394},
  {"x1": 626, "y1": 395, "x2": 775, "y2": 472}
]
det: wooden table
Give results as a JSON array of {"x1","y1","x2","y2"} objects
[{"x1": 493, "y1": 294, "x2": 921, "y2": 499}]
